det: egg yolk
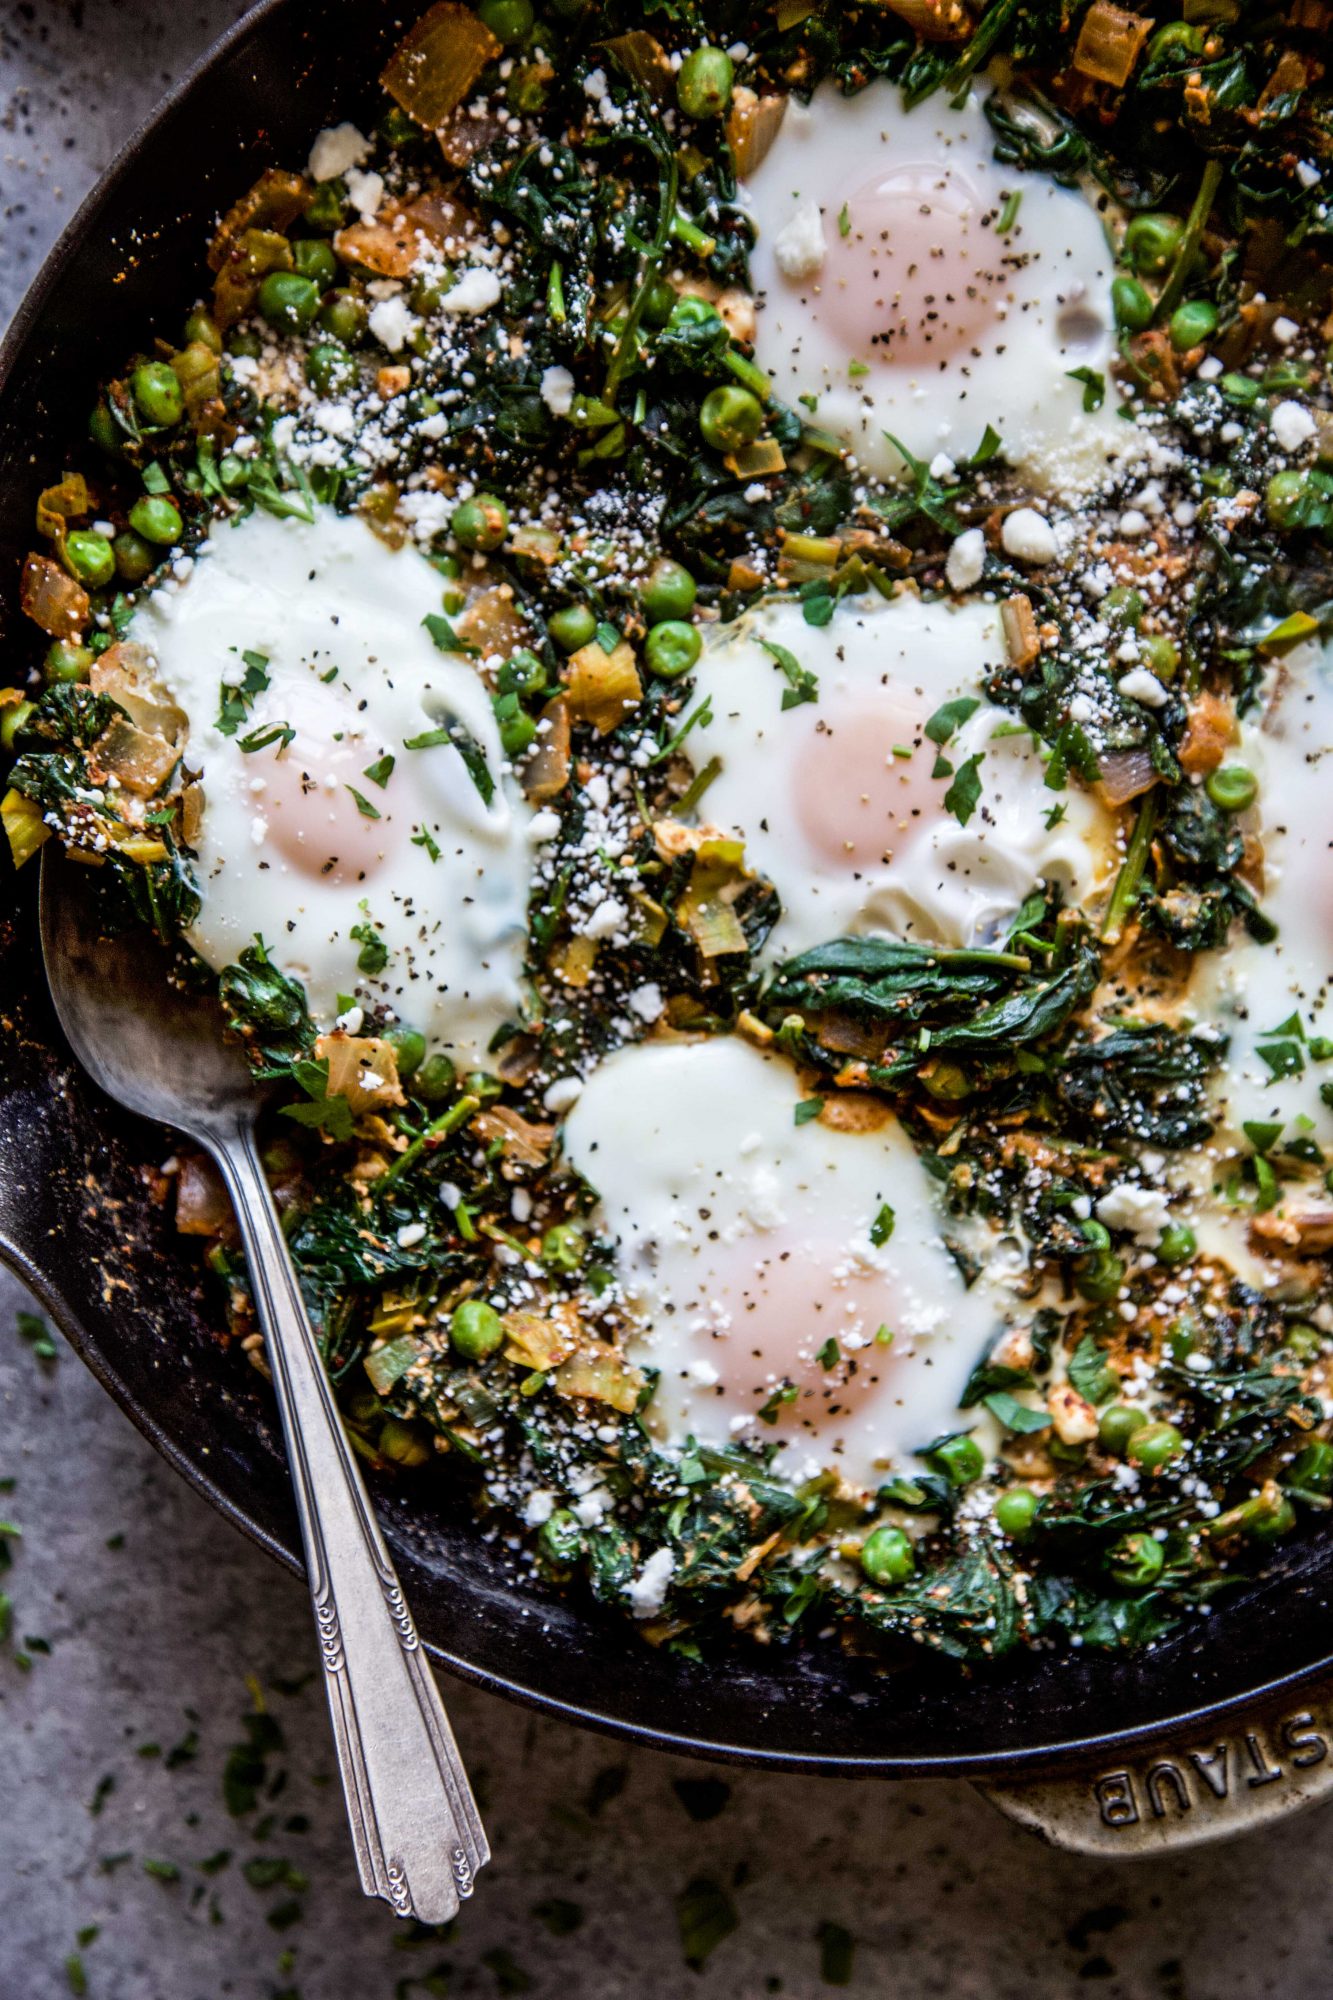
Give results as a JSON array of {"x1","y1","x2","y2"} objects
[
  {"x1": 790, "y1": 692, "x2": 945, "y2": 869},
  {"x1": 251, "y1": 686, "x2": 400, "y2": 883},
  {"x1": 821, "y1": 162, "x2": 1004, "y2": 370},
  {"x1": 673, "y1": 1232, "x2": 908, "y2": 1439}
]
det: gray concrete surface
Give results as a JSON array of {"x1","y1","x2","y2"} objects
[{"x1": 5, "y1": 7, "x2": 1333, "y2": 1997}]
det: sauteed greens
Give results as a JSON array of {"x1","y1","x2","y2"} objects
[{"x1": 7, "y1": 0, "x2": 1333, "y2": 1668}]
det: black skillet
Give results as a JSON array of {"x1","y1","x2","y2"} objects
[{"x1": 3, "y1": 0, "x2": 1333, "y2": 1850}]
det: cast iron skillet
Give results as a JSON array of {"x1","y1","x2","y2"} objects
[{"x1": 4, "y1": 0, "x2": 1333, "y2": 1808}]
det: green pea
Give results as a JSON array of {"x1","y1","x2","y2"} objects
[
  {"x1": 930, "y1": 1433, "x2": 985, "y2": 1487},
  {"x1": 494, "y1": 691, "x2": 537, "y2": 758},
  {"x1": 183, "y1": 308, "x2": 223, "y2": 355},
  {"x1": 89, "y1": 403, "x2": 120, "y2": 454},
  {"x1": 292, "y1": 237, "x2": 338, "y2": 291},
  {"x1": 642, "y1": 277, "x2": 678, "y2": 328},
  {"x1": 413, "y1": 1052, "x2": 456, "y2": 1103},
  {"x1": 450, "y1": 1297, "x2": 505, "y2": 1361},
  {"x1": 452, "y1": 494, "x2": 509, "y2": 552},
  {"x1": 477, "y1": 0, "x2": 533, "y2": 40},
  {"x1": 1076, "y1": 1249, "x2": 1126, "y2": 1304},
  {"x1": 464, "y1": 1069, "x2": 504, "y2": 1104},
  {"x1": 131, "y1": 360, "x2": 184, "y2": 428},
  {"x1": 642, "y1": 558, "x2": 697, "y2": 625},
  {"x1": 1287, "y1": 1440, "x2": 1333, "y2": 1495},
  {"x1": 1126, "y1": 1420, "x2": 1185, "y2": 1472},
  {"x1": 318, "y1": 290, "x2": 368, "y2": 345},
  {"x1": 112, "y1": 531, "x2": 155, "y2": 585},
  {"x1": 1156, "y1": 1222, "x2": 1197, "y2": 1266},
  {"x1": 379, "y1": 1418, "x2": 432, "y2": 1467},
  {"x1": 257, "y1": 270, "x2": 322, "y2": 334},
  {"x1": 1123, "y1": 212, "x2": 1185, "y2": 277},
  {"x1": 217, "y1": 453, "x2": 249, "y2": 493},
  {"x1": 385, "y1": 1025, "x2": 426, "y2": 1077},
  {"x1": 994, "y1": 1486, "x2": 1040, "y2": 1539},
  {"x1": 302, "y1": 178, "x2": 349, "y2": 234},
  {"x1": 128, "y1": 495, "x2": 183, "y2": 547},
  {"x1": 0, "y1": 699, "x2": 34, "y2": 753},
  {"x1": 228, "y1": 328, "x2": 263, "y2": 360},
  {"x1": 1283, "y1": 1321, "x2": 1323, "y2": 1362},
  {"x1": 644, "y1": 620, "x2": 702, "y2": 681},
  {"x1": 699, "y1": 384, "x2": 764, "y2": 454},
  {"x1": 1205, "y1": 763, "x2": 1258, "y2": 813},
  {"x1": 1106, "y1": 1530, "x2": 1166, "y2": 1590},
  {"x1": 548, "y1": 604, "x2": 597, "y2": 652},
  {"x1": 1139, "y1": 634, "x2": 1179, "y2": 680},
  {"x1": 1103, "y1": 585, "x2": 1144, "y2": 631},
  {"x1": 410, "y1": 269, "x2": 456, "y2": 316},
  {"x1": 677, "y1": 45, "x2": 734, "y2": 119},
  {"x1": 1266, "y1": 469, "x2": 1308, "y2": 527},
  {"x1": 305, "y1": 341, "x2": 357, "y2": 397},
  {"x1": 497, "y1": 648, "x2": 547, "y2": 698},
  {"x1": 1099, "y1": 1404, "x2": 1148, "y2": 1456},
  {"x1": 542, "y1": 1223, "x2": 585, "y2": 1273},
  {"x1": 44, "y1": 640, "x2": 92, "y2": 686},
  {"x1": 538, "y1": 1507, "x2": 584, "y2": 1565},
  {"x1": 860, "y1": 1524, "x2": 915, "y2": 1587},
  {"x1": 63, "y1": 530, "x2": 115, "y2": 589},
  {"x1": 1111, "y1": 275, "x2": 1154, "y2": 333},
  {"x1": 1169, "y1": 299, "x2": 1219, "y2": 351}
]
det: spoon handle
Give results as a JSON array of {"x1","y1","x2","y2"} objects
[{"x1": 213, "y1": 1119, "x2": 489, "y2": 1924}]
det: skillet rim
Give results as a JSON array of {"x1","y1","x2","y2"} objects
[{"x1": 4, "y1": 0, "x2": 1333, "y2": 1781}]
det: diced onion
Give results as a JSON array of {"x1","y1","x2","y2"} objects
[
  {"x1": 21, "y1": 552, "x2": 89, "y2": 639},
  {"x1": 381, "y1": 2, "x2": 502, "y2": 132}
]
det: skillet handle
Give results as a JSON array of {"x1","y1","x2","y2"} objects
[{"x1": 976, "y1": 1680, "x2": 1333, "y2": 1854}]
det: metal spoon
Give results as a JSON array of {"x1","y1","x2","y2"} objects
[{"x1": 39, "y1": 847, "x2": 489, "y2": 1924}]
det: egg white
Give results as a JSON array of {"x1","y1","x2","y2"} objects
[
  {"x1": 682, "y1": 589, "x2": 1115, "y2": 961},
  {"x1": 127, "y1": 508, "x2": 532, "y2": 1069},
  {"x1": 743, "y1": 79, "x2": 1132, "y2": 492},
  {"x1": 561, "y1": 1035, "x2": 1005, "y2": 1490}
]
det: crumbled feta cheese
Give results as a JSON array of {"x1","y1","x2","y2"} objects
[
  {"x1": 1000, "y1": 507, "x2": 1057, "y2": 564},
  {"x1": 773, "y1": 200, "x2": 826, "y2": 281},
  {"x1": 396, "y1": 1222, "x2": 427, "y2": 1250},
  {"x1": 334, "y1": 1004, "x2": 365, "y2": 1034},
  {"x1": 345, "y1": 167, "x2": 385, "y2": 220},
  {"x1": 628, "y1": 981, "x2": 664, "y2": 1023},
  {"x1": 583, "y1": 897, "x2": 626, "y2": 939},
  {"x1": 543, "y1": 1076, "x2": 584, "y2": 1114},
  {"x1": 1272, "y1": 315, "x2": 1300, "y2": 345},
  {"x1": 523, "y1": 1490, "x2": 556, "y2": 1526},
  {"x1": 1096, "y1": 1183, "x2": 1172, "y2": 1242},
  {"x1": 625, "y1": 1546, "x2": 676, "y2": 1619},
  {"x1": 440, "y1": 267, "x2": 503, "y2": 316},
  {"x1": 307, "y1": 121, "x2": 370, "y2": 183},
  {"x1": 527, "y1": 808, "x2": 562, "y2": 844},
  {"x1": 945, "y1": 527, "x2": 986, "y2": 591},
  {"x1": 539, "y1": 364, "x2": 575, "y2": 416},
  {"x1": 1117, "y1": 667, "x2": 1170, "y2": 709},
  {"x1": 1270, "y1": 399, "x2": 1316, "y2": 453},
  {"x1": 367, "y1": 296, "x2": 417, "y2": 352}
]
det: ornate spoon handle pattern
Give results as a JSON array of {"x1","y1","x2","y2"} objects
[{"x1": 217, "y1": 1119, "x2": 489, "y2": 1924}]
